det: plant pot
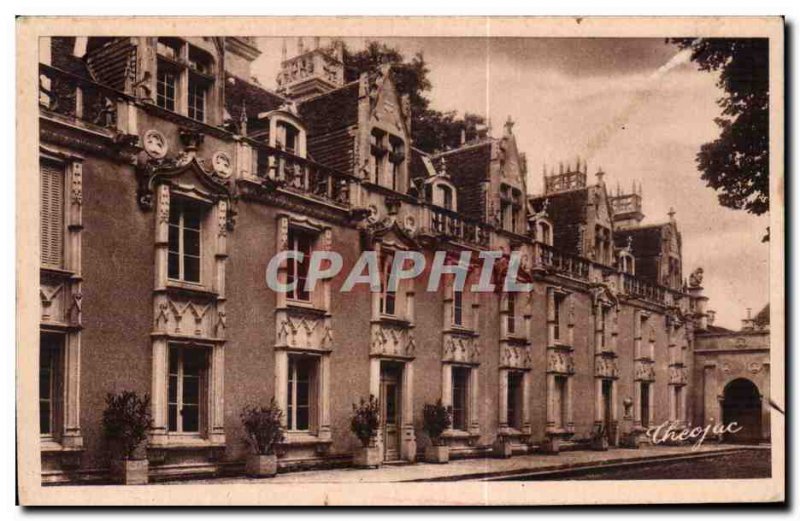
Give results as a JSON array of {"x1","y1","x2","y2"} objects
[
  {"x1": 591, "y1": 437, "x2": 609, "y2": 451},
  {"x1": 493, "y1": 438, "x2": 513, "y2": 459},
  {"x1": 112, "y1": 458, "x2": 148, "y2": 485},
  {"x1": 353, "y1": 445, "x2": 381, "y2": 468},
  {"x1": 425, "y1": 445, "x2": 449, "y2": 464},
  {"x1": 245, "y1": 453, "x2": 278, "y2": 478}
]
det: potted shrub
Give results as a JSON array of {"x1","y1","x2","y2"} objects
[
  {"x1": 590, "y1": 423, "x2": 609, "y2": 451},
  {"x1": 241, "y1": 399, "x2": 285, "y2": 478},
  {"x1": 102, "y1": 391, "x2": 152, "y2": 485},
  {"x1": 423, "y1": 400, "x2": 452, "y2": 463},
  {"x1": 351, "y1": 395, "x2": 381, "y2": 468}
]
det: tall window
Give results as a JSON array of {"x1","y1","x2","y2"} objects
[
  {"x1": 554, "y1": 375, "x2": 567, "y2": 428},
  {"x1": 156, "y1": 68, "x2": 177, "y2": 111},
  {"x1": 287, "y1": 355, "x2": 317, "y2": 432},
  {"x1": 40, "y1": 159, "x2": 64, "y2": 269},
  {"x1": 537, "y1": 221, "x2": 552, "y2": 245},
  {"x1": 370, "y1": 129, "x2": 386, "y2": 184},
  {"x1": 168, "y1": 198, "x2": 202, "y2": 283},
  {"x1": 640, "y1": 382, "x2": 650, "y2": 428},
  {"x1": 599, "y1": 306, "x2": 607, "y2": 349},
  {"x1": 506, "y1": 294, "x2": 516, "y2": 335},
  {"x1": 389, "y1": 138, "x2": 404, "y2": 191},
  {"x1": 278, "y1": 121, "x2": 300, "y2": 154},
  {"x1": 287, "y1": 229, "x2": 313, "y2": 302},
  {"x1": 507, "y1": 371, "x2": 524, "y2": 429},
  {"x1": 511, "y1": 206, "x2": 520, "y2": 234},
  {"x1": 452, "y1": 289, "x2": 464, "y2": 327},
  {"x1": 451, "y1": 367, "x2": 470, "y2": 431},
  {"x1": 438, "y1": 185, "x2": 454, "y2": 210},
  {"x1": 553, "y1": 293, "x2": 564, "y2": 342},
  {"x1": 379, "y1": 251, "x2": 396, "y2": 316},
  {"x1": 187, "y1": 77, "x2": 206, "y2": 122},
  {"x1": 39, "y1": 334, "x2": 62, "y2": 437},
  {"x1": 168, "y1": 345, "x2": 207, "y2": 434}
]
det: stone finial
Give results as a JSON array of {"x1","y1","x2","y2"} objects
[
  {"x1": 504, "y1": 116, "x2": 515, "y2": 135},
  {"x1": 668, "y1": 207, "x2": 676, "y2": 221},
  {"x1": 596, "y1": 167, "x2": 605, "y2": 184}
]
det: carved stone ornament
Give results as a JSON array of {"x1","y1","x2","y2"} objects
[
  {"x1": 143, "y1": 129, "x2": 168, "y2": 159},
  {"x1": 212, "y1": 152, "x2": 233, "y2": 179}
]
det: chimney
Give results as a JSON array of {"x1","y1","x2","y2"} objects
[{"x1": 707, "y1": 310, "x2": 716, "y2": 326}]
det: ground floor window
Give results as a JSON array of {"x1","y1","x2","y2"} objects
[
  {"x1": 670, "y1": 385, "x2": 683, "y2": 422},
  {"x1": 287, "y1": 355, "x2": 318, "y2": 432},
  {"x1": 640, "y1": 381, "x2": 650, "y2": 428},
  {"x1": 168, "y1": 345, "x2": 208, "y2": 434},
  {"x1": 553, "y1": 375, "x2": 567, "y2": 428},
  {"x1": 39, "y1": 333, "x2": 63, "y2": 437},
  {"x1": 507, "y1": 371, "x2": 524, "y2": 430},
  {"x1": 451, "y1": 366, "x2": 470, "y2": 431}
]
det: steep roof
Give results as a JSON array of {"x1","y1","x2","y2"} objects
[
  {"x1": 432, "y1": 140, "x2": 493, "y2": 220},
  {"x1": 754, "y1": 304, "x2": 770, "y2": 328},
  {"x1": 530, "y1": 187, "x2": 590, "y2": 255},
  {"x1": 51, "y1": 37, "x2": 92, "y2": 79},
  {"x1": 224, "y1": 74, "x2": 290, "y2": 134},
  {"x1": 298, "y1": 81, "x2": 360, "y2": 136}
]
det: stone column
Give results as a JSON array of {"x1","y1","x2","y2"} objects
[
  {"x1": 441, "y1": 363, "x2": 452, "y2": 407},
  {"x1": 318, "y1": 354, "x2": 331, "y2": 441},
  {"x1": 545, "y1": 373, "x2": 556, "y2": 428},
  {"x1": 469, "y1": 367, "x2": 480, "y2": 434},
  {"x1": 275, "y1": 350, "x2": 289, "y2": 429},
  {"x1": 522, "y1": 371, "x2": 532, "y2": 435},
  {"x1": 150, "y1": 338, "x2": 169, "y2": 443},
  {"x1": 498, "y1": 369, "x2": 509, "y2": 430},
  {"x1": 633, "y1": 380, "x2": 642, "y2": 429},
  {"x1": 594, "y1": 378, "x2": 603, "y2": 424},
  {"x1": 208, "y1": 343, "x2": 225, "y2": 444},
  {"x1": 401, "y1": 362, "x2": 416, "y2": 461},
  {"x1": 566, "y1": 376, "x2": 575, "y2": 430},
  {"x1": 61, "y1": 332, "x2": 83, "y2": 448},
  {"x1": 647, "y1": 382, "x2": 655, "y2": 426}
]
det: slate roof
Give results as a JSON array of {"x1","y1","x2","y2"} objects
[
  {"x1": 754, "y1": 304, "x2": 770, "y2": 328},
  {"x1": 224, "y1": 74, "x2": 290, "y2": 135},
  {"x1": 614, "y1": 223, "x2": 671, "y2": 285},
  {"x1": 433, "y1": 141, "x2": 493, "y2": 221},
  {"x1": 530, "y1": 188, "x2": 590, "y2": 256},
  {"x1": 298, "y1": 81, "x2": 360, "y2": 136},
  {"x1": 51, "y1": 37, "x2": 92, "y2": 78}
]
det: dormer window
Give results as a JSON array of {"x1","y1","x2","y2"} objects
[
  {"x1": 438, "y1": 185, "x2": 454, "y2": 211},
  {"x1": 619, "y1": 251, "x2": 635, "y2": 275},
  {"x1": 154, "y1": 38, "x2": 215, "y2": 124},
  {"x1": 388, "y1": 137, "x2": 405, "y2": 192},
  {"x1": 535, "y1": 220, "x2": 553, "y2": 246},
  {"x1": 261, "y1": 112, "x2": 307, "y2": 159},
  {"x1": 370, "y1": 128, "x2": 388, "y2": 184}
]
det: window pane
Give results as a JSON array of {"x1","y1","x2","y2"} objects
[
  {"x1": 182, "y1": 404, "x2": 199, "y2": 432},
  {"x1": 183, "y1": 229, "x2": 200, "y2": 256},
  {"x1": 183, "y1": 255, "x2": 200, "y2": 283},
  {"x1": 452, "y1": 368, "x2": 469, "y2": 430},
  {"x1": 296, "y1": 406, "x2": 309, "y2": 431},
  {"x1": 168, "y1": 404, "x2": 178, "y2": 432}
]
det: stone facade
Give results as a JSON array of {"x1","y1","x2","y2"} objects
[{"x1": 36, "y1": 36, "x2": 733, "y2": 484}]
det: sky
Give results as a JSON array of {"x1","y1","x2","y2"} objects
[{"x1": 251, "y1": 37, "x2": 770, "y2": 330}]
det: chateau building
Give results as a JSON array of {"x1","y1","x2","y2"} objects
[{"x1": 37, "y1": 36, "x2": 751, "y2": 484}]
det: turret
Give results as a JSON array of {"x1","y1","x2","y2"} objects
[{"x1": 276, "y1": 37, "x2": 345, "y2": 101}]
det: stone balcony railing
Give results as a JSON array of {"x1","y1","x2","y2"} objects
[
  {"x1": 421, "y1": 204, "x2": 492, "y2": 248},
  {"x1": 254, "y1": 144, "x2": 354, "y2": 207},
  {"x1": 532, "y1": 242, "x2": 592, "y2": 281},
  {"x1": 622, "y1": 273, "x2": 667, "y2": 305},
  {"x1": 39, "y1": 63, "x2": 126, "y2": 130}
]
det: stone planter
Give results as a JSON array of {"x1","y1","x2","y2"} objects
[
  {"x1": 425, "y1": 445, "x2": 449, "y2": 464},
  {"x1": 353, "y1": 445, "x2": 382, "y2": 468},
  {"x1": 113, "y1": 458, "x2": 148, "y2": 485},
  {"x1": 493, "y1": 438, "x2": 513, "y2": 459},
  {"x1": 245, "y1": 454, "x2": 278, "y2": 478},
  {"x1": 591, "y1": 437, "x2": 609, "y2": 451}
]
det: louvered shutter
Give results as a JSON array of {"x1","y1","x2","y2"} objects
[{"x1": 40, "y1": 160, "x2": 64, "y2": 268}]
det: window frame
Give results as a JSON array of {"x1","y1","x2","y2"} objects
[
  {"x1": 168, "y1": 197, "x2": 204, "y2": 285},
  {"x1": 167, "y1": 344, "x2": 209, "y2": 436},
  {"x1": 452, "y1": 288, "x2": 464, "y2": 328},
  {"x1": 286, "y1": 228, "x2": 314, "y2": 303},
  {"x1": 40, "y1": 158, "x2": 66, "y2": 270},
  {"x1": 506, "y1": 293, "x2": 517, "y2": 336},
  {"x1": 287, "y1": 354, "x2": 318, "y2": 433},
  {"x1": 379, "y1": 250, "x2": 397, "y2": 317},
  {"x1": 506, "y1": 371, "x2": 524, "y2": 430},
  {"x1": 451, "y1": 366, "x2": 470, "y2": 431},
  {"x1": 39, "y1": 333, "x2": 63, "y2": 439}
]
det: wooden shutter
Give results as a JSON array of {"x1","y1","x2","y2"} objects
[{"x1": 40, "y1": 160, "x2": 64, "y2": 268}]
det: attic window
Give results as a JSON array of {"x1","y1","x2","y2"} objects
[
  {"x1": 154, "y1": 39, "x2": 216, "y2": 124},
  {"x1": 157, "y1": 38, "x2": 182, "y2": 61}
]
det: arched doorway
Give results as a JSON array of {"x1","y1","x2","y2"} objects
[{"x1": 722, "y1": 378, "x2": 762, "y2": 443}]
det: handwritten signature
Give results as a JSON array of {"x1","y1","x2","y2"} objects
[{"x1": 645, "y1": 421, "x2": 743, "y2": 450}]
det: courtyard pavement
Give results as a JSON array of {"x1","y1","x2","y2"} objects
[{"x1": 175, "y1": 443, "x2": 762, "y2": 484}]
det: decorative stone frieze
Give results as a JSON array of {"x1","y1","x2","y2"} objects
[
  {"x1": 370, "y1": 320, "x2": 416, "y2": 359},
  {"x1": 442, "y1": 331, "x2": 480, "y2": 365}
]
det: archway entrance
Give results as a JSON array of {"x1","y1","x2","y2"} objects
[{"x1": 722, "y1": 378, "x2": 762, "y2": 443}]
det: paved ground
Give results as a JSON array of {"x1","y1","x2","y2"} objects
[
  {"x1": 173, "y1": 443, "x2": 766, "y2": 484},
  {"x1": 534, "y1": 448, "x2": 771, "y2": 481}
]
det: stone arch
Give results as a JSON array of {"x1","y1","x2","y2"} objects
[{"x1": 721, "y1": 378, "x2": 763, "y2": 443}]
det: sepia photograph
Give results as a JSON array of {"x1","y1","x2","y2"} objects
[{"x1": 15, "y1": 16, "x2": 784, "y2": 506}]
